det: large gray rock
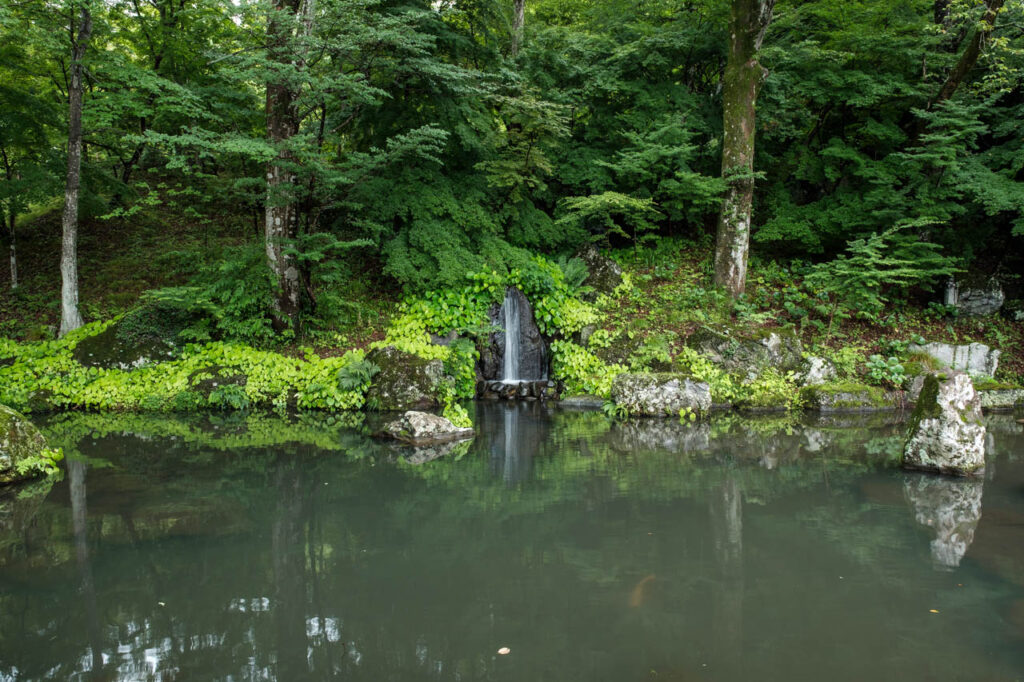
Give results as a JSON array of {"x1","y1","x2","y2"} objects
[
  {"x1": 977, "y1": 389, "x2": 1024, "y2": 410},
  {"x1": 799, "y1": 356, "x2": 837, "y2": 386},
  {"x1": 686, "y1": 327, "x2": 802, "y2": 377},
  {"x1": 903, "y1": 373, "x2": 986, "y2": 476},
  {"x1": 610, "y1": 373, "x2": 711, "y2": 417},
  {"x1": 383, "y1": 410, "x2": 474, "y2": 446},
  {"x1": 904, "y1": 474, "x2": 983, "y2": 569},
  {"x1": 366, "y1": 346, "x2": 445, "y2": 411},
  {"x1": 945, "y1": 278, "x2": 1004, "y2": 317},
  {"x1": 479, "y1": 288, "x2": 548, "y2": 381},
  {"x1": 577, "y1": 245, "x2": 623, "y2": 298},
  {"x1": 0, "y1": 405, "x2": 52, "y2": 485},
  {"x1": 908, "y1": 341, "x2": 1000, "y2": 378}
]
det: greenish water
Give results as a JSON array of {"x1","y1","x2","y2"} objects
[{"x1": 1, "y1": 404, "x2": 1023, "y2": 681}]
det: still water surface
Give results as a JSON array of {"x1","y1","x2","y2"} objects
[{"x1": 1, "y1": 404, "x2": 1023, "y2": 681}]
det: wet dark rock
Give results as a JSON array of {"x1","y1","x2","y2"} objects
[
  {"x1": 0, "y1": 405, "x2": 50, "y2": 486},
  {"x1": 577, "y1": 245, "x2": 623, "y2": 300},
  {"x1": 946, "y1": 277, "x2": 1005, "y2": 317},
  {"x1": 72, "y1": 322, "x2": 177, "y2": 370},
  {"x1": 479, "y1": 288, "x2": 548, "y2": 382},
  {"x1": 366, "y1": 346, "x2": 445, "y2": 411},
  {"x1": 903, "y1": 373, "x2": 986, "y2": 476}
]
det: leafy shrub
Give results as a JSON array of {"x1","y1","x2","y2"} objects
[{"x1": 550, "y1": 341, "x2": 624, "y2": 398}]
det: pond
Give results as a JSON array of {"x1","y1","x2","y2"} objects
[{"x1": 1, "y1": 404, "x2": 1023, "y2": 681}]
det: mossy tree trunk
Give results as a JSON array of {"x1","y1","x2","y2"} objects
[
  {"x1": 59, "y1": 1, "x2": 93, "y2": 337},
  {"x1": 511, "y1": 0, "x2": 526, "y2": 56},
  {"x1": 712, "y1": 0, "x2": 774, "y2": 299},
  {"x1": 265, "y1": 0, "x2": 314, "y2": 332}
]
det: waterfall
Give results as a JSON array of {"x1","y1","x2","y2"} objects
[{"x1": 502, "y1": 288, "x2": 520, "y2": 382}]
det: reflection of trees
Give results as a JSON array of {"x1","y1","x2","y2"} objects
[
  {"x1": 709, "y1": 472, "x2": 744, "y2": 676},
  {"x1": 69, "y1": 457, "x2": 104, "y2": 678},
  {"x1": 0, "y1": 409, "x2": 1018, "y2": 680}
]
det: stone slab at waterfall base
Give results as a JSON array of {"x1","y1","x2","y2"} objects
[
  {"x1": 382, "y1": 411, "x2": 474, "y2": 446},
  {"x1": 903, "y1": 373, "x2": 986, "y2": 477},
  {"x1": 611, "y1": 373, "x2": 712, "y2": 417}
]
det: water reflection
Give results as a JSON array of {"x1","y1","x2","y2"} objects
[
  {"x1": 0, "y1": 408, "x2": 1021, "y2": 681},
  {"x1": 904, "y1": 474, "x2": 984, "y2": 570}
]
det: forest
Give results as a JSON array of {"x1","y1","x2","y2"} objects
[{"x1": 1, "y1": 0, "x2": 1023, "y2": 419}]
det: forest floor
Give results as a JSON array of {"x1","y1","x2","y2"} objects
[{"x1": 3, "y1": 207, "x2": 1022, "y2": 385}]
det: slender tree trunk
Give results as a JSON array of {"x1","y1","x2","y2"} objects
[
  {"x1": 511, "y1": 0, "x2": 525, "y2": 57},
  {"x1": 712, "y1": 0, "x2": 774, "y2": 299},
  {"x1": 264, "y1": 0, "x2": 312, "y2": 332},
  {"x1": 59, "y1": 3, "x2": 92, "y2": 337},
  {"x1": 933, "y1": 0, "x2": 1004, "y2": 106},
  {"x1": 7, "y1": 211, "x2": 15, "y2": 290}
]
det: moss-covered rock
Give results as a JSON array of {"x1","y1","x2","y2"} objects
[
  {"x1": 0, "y1": 405, "x2": 52, "y2": 485},
  {"x1": 72, "y1": 319, "x2": 178, "y2": 370},
  {"x1": 686, "y1": 326, "x2": 802, "y2": 377},
  {"x1": 800, "y1": 382, "x2": 891, "y2": 413},
  {"x1": 903, "y1": 373, "x2": 985, "y2": 476},
  {"x1": 366, "y1": 346, "x2": 446, "y2": 411},
  {"x1": 577, "y1": 245, "x2": 623, "y2": 299}
]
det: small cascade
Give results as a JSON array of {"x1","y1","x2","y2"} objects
[
  {"x1": 502, "y1": 287, "x2": 521, "y2": 382},
  {"x1": 477, "y1": 287, "x2": 555, "y2": 400}
]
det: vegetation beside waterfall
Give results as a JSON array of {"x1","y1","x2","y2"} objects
[{"x1": 1, "y1": 0, "x2": 1023, "y2": 419}]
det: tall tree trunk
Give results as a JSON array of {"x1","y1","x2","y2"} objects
[
  {"x1": 511, "y1": 0, "x2": 525, "y2": 57},
  {"x1": 59, "y1": 2, "x2": 92, "y2": 337},
  {"x1": 933, "y1": 0, "x2": 1004, "y2": 106},
  {"x1": 712, "y1": 0, "x2": 774, "y2": 299},
  {"x1": 264, "y1": 0, "x2": 312, "y2": 332},
  {"x1": 7, "y1": 211, "x2": 15, "y2": 290}
]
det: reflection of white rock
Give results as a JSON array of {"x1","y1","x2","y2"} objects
[
  {"x1": 904, "y1": 474, "x2": 983, "y2": 569},
  {"x1": 801, "y1": 428, "x2": 834, "y2": 453}
]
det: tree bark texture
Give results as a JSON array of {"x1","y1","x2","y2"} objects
[
  {"x1": 265, "y1": 0, "x2": 312, "y2": 331},
  {"x1": 511, "y1": 0, "x2": 526, "y2": 57},
  {"x1": 7, "y1": 211, "x2": 16, "y2": 290},
  {"x1": 59, "y1": 3, "x2": 92, "y2": 337},
  {"x1": 713, "y1": 0, "x2": 774, "y2": 299}
]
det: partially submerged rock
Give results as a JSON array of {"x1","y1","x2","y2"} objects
[
  {"x1": 903, "y1": 373, "x2": 986, "y2": 476},
  {"x1": 977, "y1": 388, "x2": 1024, "y2": 410},
  {"x1": 610, "y1": 373, "x2": 711, "y2": 417},
  {"x1": 366, "y1": 346, "x2": 445, "y2": 411},
  {"x1": 686, "y1": 326, "x2": 802, "y2": 378},
  {"x1": 0, "y1": 405, "x2": 52, "y2": 485},
  {"x1": 383, "y1": 410, "x2": 474, "y2": 446},
  {"x1": 800, "y1": 383, "x2": 890, "y2": 413},
  {"x1": 908, "y1": 341, "x2": 1000, "y2": 378}
]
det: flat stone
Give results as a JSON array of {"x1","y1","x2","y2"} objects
[{"x1": 909, "y1": 341, "x2": 1000, "y2": 378}]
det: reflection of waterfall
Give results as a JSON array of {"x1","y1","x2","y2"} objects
[
  {"x1": 485, "y1": 403, "x2": 544, "y2": 485},
  {"x1": 502, "y1": 288, "x2": 520, "y2": 382},
  {"x1": 904, "y1": 474, "x2": 983, "y2": 570},
  {"x1": 503, "y1": 406, "x2": 519, "y2": 484}
]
